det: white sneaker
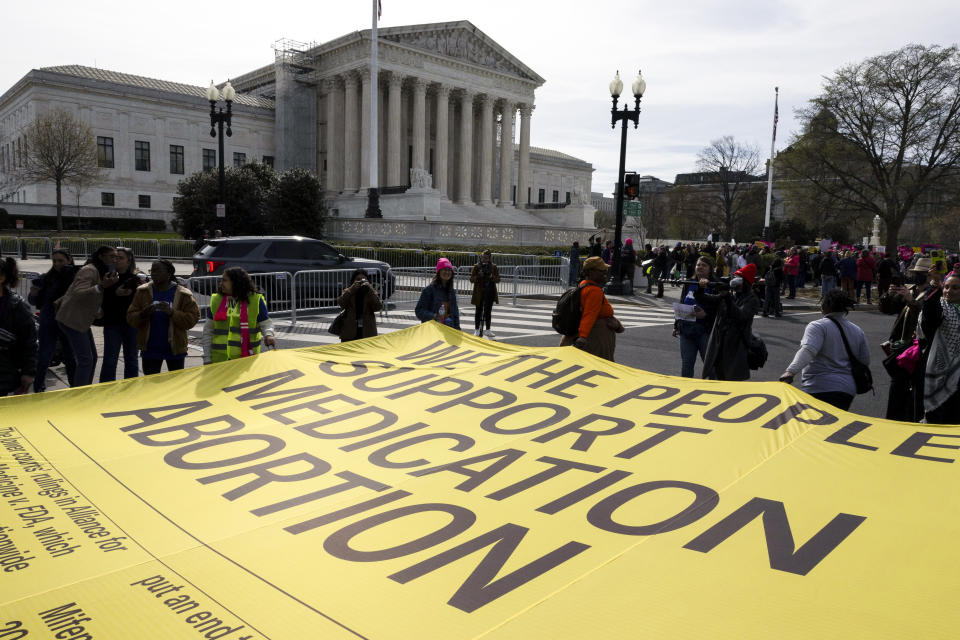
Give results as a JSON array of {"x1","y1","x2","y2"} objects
[
  {"x1": 474, "y1": 329, "x2": 482, "y2": 336},
  {"x1": 484, "y1": 329, "x2": 496, "y2": 338}
]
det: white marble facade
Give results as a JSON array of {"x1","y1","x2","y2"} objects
[{"x1": 0, "y1": 21, "x2": 597, "y2": 240}]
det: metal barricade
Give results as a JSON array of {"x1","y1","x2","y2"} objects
[
  {"x1": 0, "y1": 236, "x2": 19, "y2": 255},
  {"x1": 188, "y1": 271, "x2": 296, "y2": 324},
  {"x1": 159, "y1": 239, "x2": 196, "y2": 259},
  {"x1": 370, "y1": 247, "x2": 425, "y2": 268},
  {"x1": 290, "y1": 268, "x2": 360, "y2": 317},
  {"x1": 123, "y1": 238, "x2": 160, "y2": 259},
  {"x1": 511, "y1": 265, "x2": 566, "y2": 305},
  {"x1": 49, "y1": 237, "x2": 87, "y2": 259},
  {"x1": 20, "y1": 237, "x2": 52, "y2": 258},
  {"x1": 94, "y1": 238, "x2": 123, "y2": 253}
]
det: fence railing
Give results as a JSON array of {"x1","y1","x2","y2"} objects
[{"x1": 0, "y1": 236, "x2": 195, "y2": 260}]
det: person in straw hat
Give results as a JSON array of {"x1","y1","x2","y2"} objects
[
  {"x1": 559, "y1": 256, "x2": 624, "y2": 361},
  {"x1": 879, "y1": 256, "x2": 940, "y2": 421}
]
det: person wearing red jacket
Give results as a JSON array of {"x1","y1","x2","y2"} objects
[
  {"x1": 856, "y1": 250, "x2": 878, "y2": 304},
  {"x1": 783, "y1": 247, "x2": 800, "y2": 299},
  {"x1": 559, "y1": 257, "x2": 624, "y2": 361}
]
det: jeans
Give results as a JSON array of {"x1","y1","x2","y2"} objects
[
  {"x1": 474, "y1": 291, "x2": 494, "y2": 330},
  {"x1": 786, "y1": 274, "x2": 797, "y2": 299},
  {"x1": 142, "y1": 355, "x2": 186, "y2": 375},
  {"x1": 100, "y1": 323, "x2": 139, "y2": 382},
  {"x1": 821, "y1": 275, "x2": 836, "y2": 298},
  {"x1": 855, "y1": 280, "x2": 873, "y2": 303},
  {"x1": 810, "y1": 390, "x2": 854, "y2": 411},
  {"x1": 678, "y1": 321, "x2": 709, "y2": 378},
  {"x1": 58, "y1": 322, "x2": 97, "y2": 387},
  {"x1": 35, "y1": 310, "x2": 75, "y2": 391}
]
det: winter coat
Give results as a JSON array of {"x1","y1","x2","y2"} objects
[
  {"x1": 856, "y1": 256, "x2": 877, "y2": 282},
  {"x1": 838, "y1": 257, "x2": 858, "y2": 280},
  {"x1": 337, "y1": 282, "x2": 383, "y2": 340},
  {"x1": 415, "y1": 282, "x2": 461, "y2": 330},
  {"x1": 55, "y1": 263, "x2": 105, "y2": 332},
  {"x1": 28, "y1": 265, "x2": 77, "y2": 313},
  {"x1": 126, "y1": 282, "x2": 201, "y2": 356},
  {"x1": 469, "y1": 262, "x2": 500, "y2": 306},
  {"x1": 0, "y1": 292, "x2": 38, "y2": 393},
  {"x1": 783, "y1": 254, "x2": 800, "y2": 276},
  {"x1": 101, "y1": 270, "x2": 147, "y2": 326},
  {"x1": 695, "y1": 287, "x2": 760, "y2": 381}
]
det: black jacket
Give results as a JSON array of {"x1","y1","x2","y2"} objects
[
  {"x1": 0, "y1": 292, "x2": 38, "y2": 392},
  {"x1": 28, "y1": 265, "x2": 77, "y2": 312}
]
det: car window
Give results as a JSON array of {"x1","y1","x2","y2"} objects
[
  {"x1": 210, "y1": 242, "x2": 261, "y2": 258},
  {"x1": 306, "y1": 242, "x2": 340, "y2": 260},
  {"x1": 265, "y1": 241, "x2": 302, "y2": 259}
]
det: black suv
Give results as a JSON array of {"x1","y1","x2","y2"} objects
[{"x1": 191, "y1": 236, "x2": 395, "y2": 301}]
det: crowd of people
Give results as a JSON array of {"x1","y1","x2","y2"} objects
[
  {"x1": 0, "y1": 247, "x2": 277, "y2": 393},
  {"x1": 3, "y1": 240, "x2": 959, "y2": 426}
]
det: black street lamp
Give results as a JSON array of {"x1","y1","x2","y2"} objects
[
  {"x1": 206, "y1": 80, "x2": 235, "y2": 235},
  {"x1": 606, "y1": 70, "x2": 646, "y2": 295}
]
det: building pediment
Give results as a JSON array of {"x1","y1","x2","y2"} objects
[{"x1": 378, "y1": 22, "x2": 544, "y2": 85}]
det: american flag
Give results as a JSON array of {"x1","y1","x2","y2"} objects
[{"x1": 772, "y1": 87, "x2": 779, "y2": 142}]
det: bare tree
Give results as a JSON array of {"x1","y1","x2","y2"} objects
[
  {"x1": 18, "y1": 109, "x2": 101, "y2": 232},
  {"x1": 695, "y1": 136, "x2": 764, "y2": 238},
  {"x1": 780, "y1": 44, "x2": 960, "y2": 255}
]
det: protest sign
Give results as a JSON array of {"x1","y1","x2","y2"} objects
[{"x1": 2, "y1": 322, "x2": 958, "y2": 638}]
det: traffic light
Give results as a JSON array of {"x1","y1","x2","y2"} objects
[{"x1": 623, "y1": 172, "x2": 640, "y2": 199}]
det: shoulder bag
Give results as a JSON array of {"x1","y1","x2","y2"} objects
[{"x1": 826, "y1": 316, "x2": 874, "y2": 394}]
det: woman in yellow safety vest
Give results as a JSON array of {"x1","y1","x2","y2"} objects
[{"x1": 202, "y1": 267, "x2": 275, "y2": 364}]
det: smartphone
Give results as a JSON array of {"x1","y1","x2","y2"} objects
[{"x1": 108, "y1": 264, "x2": 117, "y2": 274}]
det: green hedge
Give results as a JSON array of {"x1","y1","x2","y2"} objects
[{"x1": 0, "y1": 214, "x2": 167, "y2": 232}]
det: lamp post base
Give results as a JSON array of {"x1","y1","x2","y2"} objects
[{"x1": 365, "y1": 187, "x2": 382, "y2": 218}]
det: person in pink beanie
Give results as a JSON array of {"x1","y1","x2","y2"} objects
[{"x1": 415, "y1": 257, "x2": 461, "y2": 329}]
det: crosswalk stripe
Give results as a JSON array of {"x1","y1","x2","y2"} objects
[{"x1": 190, "y1": 302, "x2": 676, "y2": 345}]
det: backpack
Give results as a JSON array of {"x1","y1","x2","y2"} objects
[
  {"x1": 552, "y1": 283, "x2": 595, "y2": 336},
  {"x1": 745, "y1": 333, "x2": 768, "y2": 370}
]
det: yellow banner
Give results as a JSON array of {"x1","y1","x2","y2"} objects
[{"x1": 2, "y1": 322, "x2": 958, "y2": 639}]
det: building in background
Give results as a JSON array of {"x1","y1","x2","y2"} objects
[{"x1": 0, "y1": 21, "x2": 596, "y2": 245}]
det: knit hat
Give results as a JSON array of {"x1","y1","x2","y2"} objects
[
  {"x1": 734, "y1": 263, "x2": 757, "y2": 285},
  {"x1": 624, "y1": 238, "x2": 633, "y2": 246},
  {"x1": 582, "y1": 256, "x2": 609, "y2": 272},
  {"x1": 436, "y1": 257, "x2": 454, "y2": 273}
]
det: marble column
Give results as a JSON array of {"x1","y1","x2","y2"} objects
[
  {"x1": 342, "y1": 72, "x2": 360, "y2": 194},
  {"x1": 411, "y1": 78, "x2": 427, "y2": 172},
  {"x1": 324, "y1": 76, "x2": 342, "y2": 193},
  {"x1": 434, "y1": 85, "x2": 450, "y2": 197},
  {"x1": 386, "y1": 72, "x2": 403, "y2": 187},
  {"x1": 498, "y1": 100, "x2": 515, "y2": 207},
  {"x1": 516, "y1": 103, "x2": 533, "y2": 207},
  {"x1": 456, "y1": 89, "x2": 475, "y2": 204},
  {"x1": 360, "y1": 68, "x2": 371, "y2": 189},
  {"x1": 477, "y1": 95, "x2": 494, "y2": 206}
]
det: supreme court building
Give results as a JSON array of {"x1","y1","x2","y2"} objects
[{"x1": 0, "y1": 21, "x2": 596, "y2": 245}]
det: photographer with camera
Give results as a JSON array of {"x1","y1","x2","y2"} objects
[
  {"x1": 337, "y1": 268, "x2": 383, "y2": 342},
  {"x1": 470, "y1": 249, "x2": 500, "y2": 338},
  {"x1": 694, "y1": 263, "x2": 760, "y2": 381}
]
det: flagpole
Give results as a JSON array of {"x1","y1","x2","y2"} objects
[
  {"x1": 366, "y1": 0, "x2": 382, "y2": 217},
  {"x1": 763, "y1": 86, "x2": 778, "y2": 238}
]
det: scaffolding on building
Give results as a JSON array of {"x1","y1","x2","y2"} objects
[{"x1": 272, "y1": 38, "x2": 320, "y2": 84}]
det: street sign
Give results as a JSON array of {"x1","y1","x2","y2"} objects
[
  {"x1": 624, "y1": 201, "x2": 642, "y2": 217},
  {"x1": 216, "y1": 204, "x2": 226, "y2": 218},
  {"x1": 15, "y1": 219, "x2": 23, "y2": 229}
]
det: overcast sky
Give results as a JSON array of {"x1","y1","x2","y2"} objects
[{"x1": 3, "y1": 0, "x2": 957, "y2": 195}]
